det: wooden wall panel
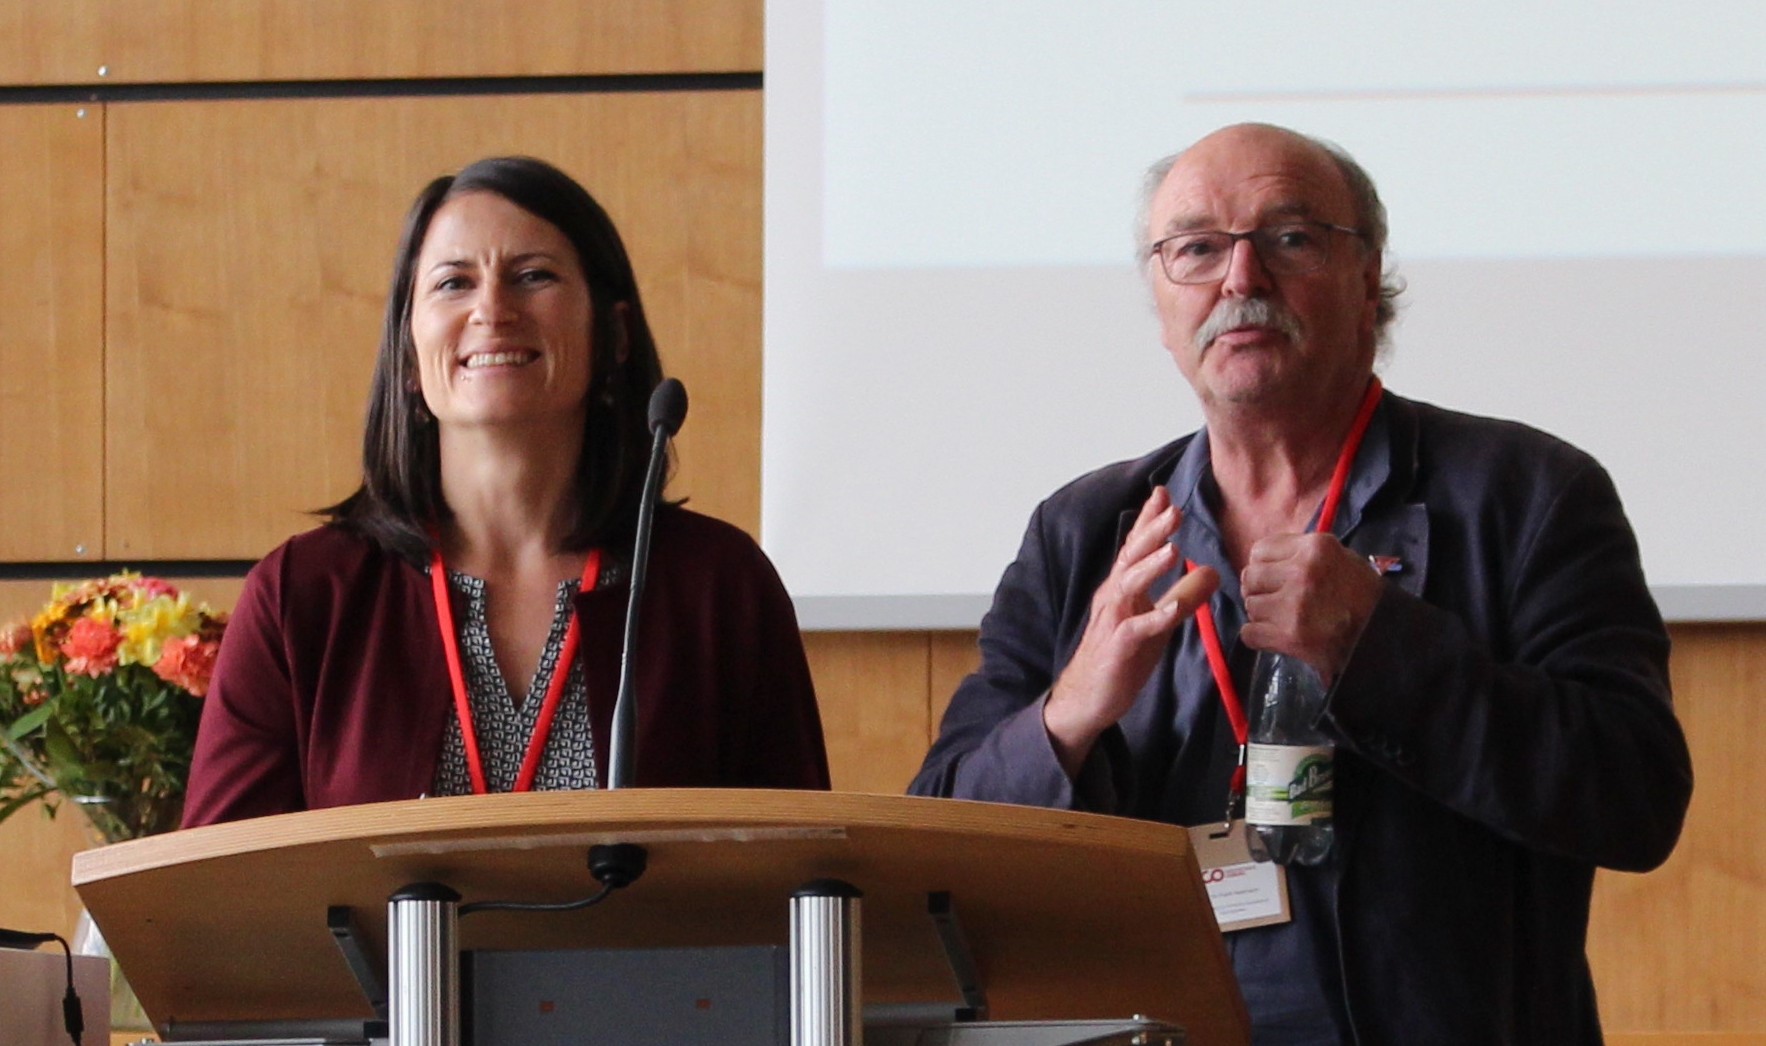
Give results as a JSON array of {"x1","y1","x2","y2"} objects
[
  {"x1": 0, "y1": 800, "x2": 91, "y2": 941},
  {"x1": 0, "y1": 0, "x2": 760, "y2": 85},
  {"x1": 0, "y1": 104, "x2": 104, "y2": 561},
  {"x1": 1609, "y1": 1037, "x2": 1766, "y2": 1046},
  {"x1": 803, "y1": 631, "x2": 931, "y2": 795},
  {"x1": 1591, "y1": 624, "x2": 1766, "y2": 1033},
  {"x1": 674, "y1": 94, "x2": 764, "y2": 532},
  {"x1": 104, "y1": 90, "x2": 761, "y2": 559}
]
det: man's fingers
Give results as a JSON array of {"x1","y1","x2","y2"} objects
[
  {"x1": 1118, "y1": 491, "x2": 1179, "y2": 566},
  {"x1": 1093, "y1": 539, "x2": 1172, "y2": 619},
  {"x1": 1243, "y1": 532, "x2": 1348, "y2": 597},
  {"x1": 1117, "y1": 488, "x2": 1169, "y2": 561},
  {"x1": 1244, "y1": 531, "x2": 1309, "y2": 566},
  {"x1": 1157, "y1": 564, "x2": 1220, "y2": 618},
  {"x1": 1134, "y1": 485, "x2": 1170, "y2": 525},
  {"x1": 1115, "y1": 540, "x2": 1179, "y2": 599},
  {"x1": 1118, "y1": 568, "x2": 1215, "y2": 645},
  {"x1": 1118, "y1": 508, "x2": 1179, "y2": 569}
]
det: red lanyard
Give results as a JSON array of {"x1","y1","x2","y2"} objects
[
  {"x1": 1186, "y1": 377, "x2": 1384, "y2": 795},
  {"x1": 430, "y1": 548, "x2": 603, "y2": 794}
]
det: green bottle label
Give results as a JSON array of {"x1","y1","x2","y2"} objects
[{"x1": 1245, "y1": 743, "x2": 1334, "y2": 826}]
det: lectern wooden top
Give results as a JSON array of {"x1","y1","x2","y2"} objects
[{"x1": 73, "y1": 789, "x2": 1248, "y2": 1046}]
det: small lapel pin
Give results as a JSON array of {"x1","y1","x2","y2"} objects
[{"x1": 1368, "y1": 554, "x2": 1404, "y2": 575}]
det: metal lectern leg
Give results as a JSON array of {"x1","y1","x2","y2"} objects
[
  {"x1": 790, "y1": 879, "x2": 863, "y2": 1046},
  {"x1": 387, "y1": 882, "x2": 462, "y2": 1046}
]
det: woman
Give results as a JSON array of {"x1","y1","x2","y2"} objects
[{"x1": 183, "y1": 157, "x2": 828, "y2": 825}]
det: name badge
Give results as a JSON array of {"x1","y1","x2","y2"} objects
[{"x1": 1186, "y1": 819, "x2": 1291, "y2": 932}]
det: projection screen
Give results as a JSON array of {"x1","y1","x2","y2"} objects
[{"x1": 764, "y1": 1, "x2": 1766, "y2": 628}]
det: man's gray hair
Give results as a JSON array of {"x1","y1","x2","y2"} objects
[{"x1": 1136, "y1": 128, "x2": 1404, "y2": 343}]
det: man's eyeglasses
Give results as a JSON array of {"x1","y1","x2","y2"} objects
[{"x1": 1148, "y1": 221, "x2": 1367, "y2": 285}]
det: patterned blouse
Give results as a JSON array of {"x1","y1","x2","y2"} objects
[{"x1": 430, "y1": 570, "x2": 600, "y2": 795}]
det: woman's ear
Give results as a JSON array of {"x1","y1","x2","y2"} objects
[{"x1": 612, "y1": 301, "x2": 631, "y2": 366}]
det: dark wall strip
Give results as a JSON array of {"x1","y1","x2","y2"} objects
[
  {"x1": 0, "y1": 560, "x2": 256, "y2": 580},
  {"x1": 0, "y1": 70, "x2": 762, "y2": 106}
]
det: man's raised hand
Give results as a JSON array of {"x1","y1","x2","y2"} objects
[{"x1": 1044, "y1": 487, "x2": 1219, "y2": 778}]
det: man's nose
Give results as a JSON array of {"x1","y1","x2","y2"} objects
[{"x1": 1219, "y1": 237, "x2": 1273, "y2": 299}]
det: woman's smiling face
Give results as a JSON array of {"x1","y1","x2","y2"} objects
[{"x1": 410, "y1": 190, "x2": 596, "y2": 432}]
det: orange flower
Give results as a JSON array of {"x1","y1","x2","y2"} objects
[
  {"x1": 153, "y1": 635, "x2": 219, "y2": 698},
  {"x1": 0, "y1": 621, "x2": 32, "y2": 657},
  {"x1": 61, "y1": 616, "x2": 123, "y2": 676}
]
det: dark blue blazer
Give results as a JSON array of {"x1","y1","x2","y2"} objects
[{"x1": 912, "y1": 392, "x2": 1692, "y2": 1044}]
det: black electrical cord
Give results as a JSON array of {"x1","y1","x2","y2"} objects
[
  {"x1": 457, "y1": 880, "x2": 615, "y2": 917},
  {"x1": 0, "y1": 927, "x2": 85, "y2": 1045},
  {"x1": 456, "y1": 843, "x2": 647, "y2": 917}
]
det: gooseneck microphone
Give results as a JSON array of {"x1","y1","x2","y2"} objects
[
  {"x1": 453, "y1": 386, "x2": 685, "y2": 915},
  {"x1": 606, "y1": 377, "x2": 688, "y2": 792},
  {"x1": 646, "y1": 376, "x2": 689, "y2": 441}
]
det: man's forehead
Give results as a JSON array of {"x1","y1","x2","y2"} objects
[
  {"x1": 1157, "y1": 194, "x2": 1320, "y2": 234},
  {"x1": 1152, "y1": 129, "x2": 1351, "y2": 231}
]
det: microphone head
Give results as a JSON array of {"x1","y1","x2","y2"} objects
[{"x1": 647, "y1": 378, "x2": 688, "y2": 436}]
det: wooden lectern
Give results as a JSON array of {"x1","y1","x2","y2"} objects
[{"x1": 72, "y1": 790, "x2": 1249, "y2": 1045}]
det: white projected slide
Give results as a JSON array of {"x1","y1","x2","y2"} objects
[{"x1": 765, "y1": 1, "x2": 1766, "y2": 628}]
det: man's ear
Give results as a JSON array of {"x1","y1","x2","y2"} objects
[{"x1": 1361, "y1": 249, "x2": 1383, "y2": 330}]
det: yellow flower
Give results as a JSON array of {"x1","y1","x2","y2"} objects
[
  {"x1": 117, "y1": 593, "x2": 197, "y2": 667},
  {"x1": 31, "y1": 602, "x2": 71, "y2": 664}
]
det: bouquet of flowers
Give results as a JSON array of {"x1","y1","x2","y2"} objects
[{"x1": 0, "y1": 573, "x2": 227, "y2": 843}]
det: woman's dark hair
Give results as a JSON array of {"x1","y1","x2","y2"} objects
[{"x1": 323, "y1": 156, "x2": 666, "y2": 563}]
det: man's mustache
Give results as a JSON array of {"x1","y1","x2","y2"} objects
[{"x1": 1195, "y1": 298, "x2": 1304, "y2": 353}]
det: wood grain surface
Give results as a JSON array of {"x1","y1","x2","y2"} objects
[
  {"x1": 0, "y1": 0, "x2": 760, "y2": 86},
  {"x1": 103, "y1": 90, "x2": 760, "y2": 558},
  {"x1": 75, "y1": 789, "x2": 1250, "y2": 1046},
  {"x1": 0, "y1": 105, "x2": 105, "y2": 561}
]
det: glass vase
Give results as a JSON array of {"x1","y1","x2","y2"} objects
[
  {"x1": 74, "y1": 794, "x2": 182, "y2": 1036},
  {"x1": 72, "y1": 907, "x2": 154, "y2": 1033}
]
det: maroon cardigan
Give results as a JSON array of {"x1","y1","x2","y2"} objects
[{"x1": 183, "y1": 508, "x2": 830, "y2": 826}]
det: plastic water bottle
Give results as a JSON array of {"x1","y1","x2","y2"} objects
[{"x1": 1244, "y1": 650, "x2": 1334, "y2": 865}]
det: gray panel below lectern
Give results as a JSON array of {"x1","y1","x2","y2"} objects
[
  {"x1": 157, "y1": 948, "x2": 1184, "y2": 1046},
  {"x1": 469, "y1": 945, "x2": 789, "y2": 1046},
  {"x1": 867, "y1": 1019, "x2": 1184, "y2": 1045}
]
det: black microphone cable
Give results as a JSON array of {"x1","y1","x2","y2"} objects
[{"x1": 0, "y1": 927, "x2": 85, "y2": 1045}]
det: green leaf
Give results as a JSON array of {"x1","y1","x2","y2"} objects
[
  {"x1": 41, "y1": 720, "x2": 89, "y2": 784},
  {"x1": 5, "y1": 701, "x2": 55, "y2": 740}
]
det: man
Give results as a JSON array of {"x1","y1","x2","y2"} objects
[{"x1": 909, "y1": 124, "x2": 1693, "y2": 1044}]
